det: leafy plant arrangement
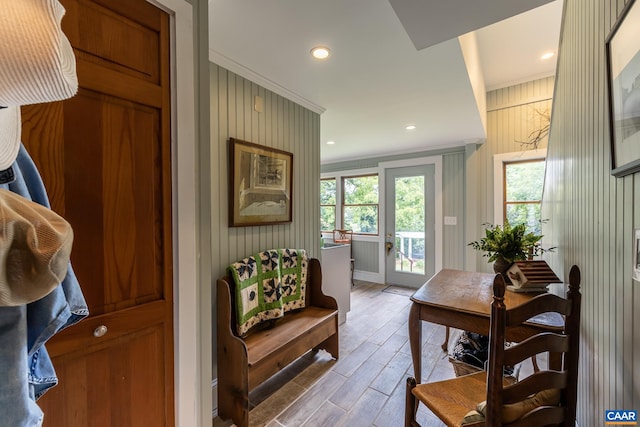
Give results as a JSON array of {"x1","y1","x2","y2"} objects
[{"x1": 468, "y1": 221, "x2": 554, "y2": 263}]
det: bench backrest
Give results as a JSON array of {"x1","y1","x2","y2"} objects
[{"x1": 220, "y1": 257, "x2": 322, "y2": 338}]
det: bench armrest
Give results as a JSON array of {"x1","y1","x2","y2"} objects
[{"x1": 308, "y1": 257, "x2": 338, "y2": 310}]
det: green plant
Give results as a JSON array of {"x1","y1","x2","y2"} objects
[{"x1": 468, "y1": 221, "x2": 554, "y2": 263}]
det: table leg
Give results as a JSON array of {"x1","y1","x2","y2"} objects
[
  {"x1": 441, "y1": 326, "x2": 450, "y2": 352},
  {"x1": 408, "y1": 302, "x2": 422, "y2": 384}
]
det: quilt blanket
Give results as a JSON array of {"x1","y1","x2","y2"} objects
[
  {"x1": 228, "y1": 248, "x2": 308, "y2": 336},
  {"x1": 229, "y1": 249, "x2": 283, "y2": 336}
]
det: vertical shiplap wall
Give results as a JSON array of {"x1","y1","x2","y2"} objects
[
  {"x1": 443, "y1": 151, "x2": 465, "y2": 269},
  {"x1": 542, "y1": 0, "x2": 639, "y2": 424},
  {"x1": 209, "y1": 63, "x2": 321, "y2": 376},
  {"x1": 353, "y1": 241, "x2": 380, "y2": 274},
  {"x1": 466, "y1": 76, "x2": 555, "y2": 272},
  {"x1": 210, "y1": 63, "x2": 321, "y2": 275}
]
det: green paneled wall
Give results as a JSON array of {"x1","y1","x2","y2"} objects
[
  {"x1": 542, "y1": 0, "x2": 639, "y2": 424},
  {"x1": 443, "y1": 152, "x2": 465, "y2": 270}
]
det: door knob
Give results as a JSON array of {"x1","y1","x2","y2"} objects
[
  {"x1": 385, "y1": 241, "x2": 393, "y2": 255},
  {"x1": 93, "y1": 325, "x2": 108, "y2": 338}
]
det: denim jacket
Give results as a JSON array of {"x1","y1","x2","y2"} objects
[{"x1": 0, "y1": 144, "x2": 88, "y2": 426}]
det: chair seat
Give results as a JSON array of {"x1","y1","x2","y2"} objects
[{"x1": 412, "y1": 371, "x2": 487, "y2": 426}]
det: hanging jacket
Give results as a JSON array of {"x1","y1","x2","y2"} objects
[{"x1": 0, "y1": 144, "x2": 88, "y2": 426}]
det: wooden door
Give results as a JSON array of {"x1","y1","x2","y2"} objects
[{"x1": 20, "y1": 0, "x2": 174, "y2": 425}]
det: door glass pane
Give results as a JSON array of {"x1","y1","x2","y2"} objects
[{"x1": 394, "y1": 176, "x2": 425, "y2": 274}]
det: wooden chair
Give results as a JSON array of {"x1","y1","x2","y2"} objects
[
  {"x1": 333, "y1": 229, "x2": 355, "y2": 286},
  {"x1": 405, "y1": 265, "x2": 581, "y2": 427}
]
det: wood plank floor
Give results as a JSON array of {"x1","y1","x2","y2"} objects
[{"x1": 214, "y1": 280, "x2": 535, "y2": 427}]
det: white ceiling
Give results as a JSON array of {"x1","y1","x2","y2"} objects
[{"x1": 209, "y1": 0, "x2": 563, "y2": 164}]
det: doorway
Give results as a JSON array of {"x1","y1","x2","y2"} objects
[{"x1": 384, "y1": 165, "x2": 436, "y2": 287}]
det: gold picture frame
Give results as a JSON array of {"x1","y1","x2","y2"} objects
[{"x1": 229, "y1": 138, "x2": 293, "y2": 226}]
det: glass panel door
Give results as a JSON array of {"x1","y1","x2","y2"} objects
[{"x1": 385, "y1": 165, "x2": 435, "y2": 287}]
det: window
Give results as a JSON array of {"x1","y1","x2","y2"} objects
[
  {"x1": 503, "y1": 159, "x2": 545, "y2": 235},
  {"x1": 320, "y1": 178, "x2": 336, "y2": 231},
  {"x1": 342, "y1": 174, "x2": 379, "y2": 234}
]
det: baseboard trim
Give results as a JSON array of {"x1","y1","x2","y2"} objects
[{"x1": 354, "y1": 270, "x2": 384, "y2": 284}]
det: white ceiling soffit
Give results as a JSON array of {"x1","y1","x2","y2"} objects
[
  {"x1": 388, "y1": 0, "x2": 557, "y2": 50},
  {"x1": 208, "y1": 0, "x2": 562, "y2": 164},
  {"x1": 475, "y1": 0, "x2": 563, "y2": 90}
]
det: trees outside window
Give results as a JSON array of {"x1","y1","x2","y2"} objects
[
  {"x1": 342, "y1": 174, "x2": 378, "y2": 234},
  {"x1": 504, "y1": 160, "x2": 545, "y2": 235},
  {"x1": 320, "y1": 178, "x2": 336, "y2": 231}
]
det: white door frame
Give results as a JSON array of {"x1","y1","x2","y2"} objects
[
  {"x1": 146, "y1": 0, "x2": 205, "y2": 425},
  {"x1": 379, "y1": 156, "x2": 443, "y2": 282}
]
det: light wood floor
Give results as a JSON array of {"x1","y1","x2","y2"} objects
[{"x1": 214, "y1": 280, "x2": 536, "y2": 427}]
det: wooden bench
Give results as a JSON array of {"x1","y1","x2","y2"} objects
[{"x1": 217, "y1": 257, "x2": 339, "y2": 427}]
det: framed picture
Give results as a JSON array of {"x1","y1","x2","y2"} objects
[
  {"x1": 606, "y1": 0, "x2": 640, "y2": 177},
  {"x1": 229, "y1": 138, "x2": 293, "y2": 226}
]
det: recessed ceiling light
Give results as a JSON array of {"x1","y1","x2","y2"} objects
[
  {"x1": 540, "y1": 52, "x2": 555, "y2": 60},
  {"x1": 326, "y1": 140, "x2": 336, "y2": 145},
  {"x1": 405, "y1": 124, "x2": 416, "y2": 130},
  {"x1": 311, "y1": 46, "x2": 331, "y2": 60}
]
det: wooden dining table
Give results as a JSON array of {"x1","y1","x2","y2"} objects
[{"x1": 409, "y1": 269, "x2": 564, "y2": 383}]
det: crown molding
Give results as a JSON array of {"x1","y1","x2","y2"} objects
[{"x1": 208, "y1": 49, "x2": 326, "y2": 115}]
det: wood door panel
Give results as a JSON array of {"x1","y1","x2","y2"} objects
[
  {"x1": 61, "y1": 90, "x2": 165, "y2": 315},
  {"x1": 62, "y1": 0, "x2": 161, "y2": 84},
  {"x1": 38, "y1": 323, "x2": 166, "y2": 427},
  {"x1": 20, "y1": 0, "x2": 174, "y2": 424},
  {"x1": 90, "y1": 0, "x2": 163, "y2": 37},
  {"x1": 75, "y1": 58, "x2": 163, "y2": 108},
  {"x1": 23, "y1": 89, "x2": 167, "y2": 316}
]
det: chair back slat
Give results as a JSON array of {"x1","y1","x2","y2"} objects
[
  {"x1": 506, "y1": 293, "x2": 570, "y2": 326},
  {"x1": 503, "y1": 371, "x2": 567, "y2": 404},
  {"x1": 504, "y1": 333, "x2": 569, "y2": 366}
]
